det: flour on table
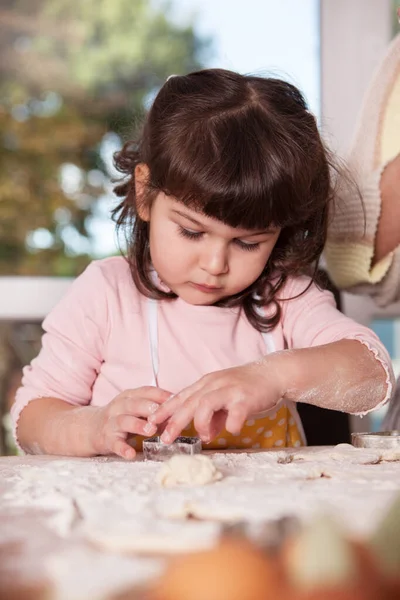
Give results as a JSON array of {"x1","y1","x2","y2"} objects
[
  {"x1": 1, "y1": 449, "x2": 400, "y2": 598},
  {"x1": 80, "y1": 517, "x2": 221, "y2": 554},
  {"x1": 45, "y1": 547, "x2": 164, "y2": 600},
  {"x1": 157, "y1": 454, "x2": 223, "y2": 487}
]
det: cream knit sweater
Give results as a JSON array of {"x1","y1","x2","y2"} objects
[
  {"x1": 325, "y1": 33, "x2": 400, "y2": 307},
  {"x1": 325, "y1": 33, "x2": 400, "y2": 431}
]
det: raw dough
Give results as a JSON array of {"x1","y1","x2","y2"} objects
[
  {"x1": 291, "y1": 444, "x2": 400, "y2": 465},
  {"x1": 379, "y1": 449, "x2": 400, "y2": 462},
  {"x1": 81, "y1": 518, "x2": 221, "y2": 554},
  {"x1": 157, "y1": 455, "x2": 223, "y2": 487}
]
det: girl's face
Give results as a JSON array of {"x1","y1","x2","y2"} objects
[{"x1": 143, "y1": 192, "x2": 281, "y2": 306}]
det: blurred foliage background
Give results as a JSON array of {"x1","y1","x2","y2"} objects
[
  {"x1": 1, "y1": 0, "x2": 398, "y2": 277},
  {"x1": 0, "y1": 0, "x2": 210, "y2": 276},
  {"x1": 394, "y1": 0, "x2": 400, "y2": 33},
  {"x1": 0, "y1": 0, "x2": 210, "y2": 453}
]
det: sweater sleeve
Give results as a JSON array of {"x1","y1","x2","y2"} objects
[
  {"x1": 280, "y1": 277, "x2": 395, "y2": 415},
  {"x1": 325, "y1": 32, "x2": 400, "y2": 307},
  {"x1": 10, "y1": 261, "x2": 110, "y2": 436},
  {"x1": 324, "y1": 165, "x2": 400, "y2": 306}
]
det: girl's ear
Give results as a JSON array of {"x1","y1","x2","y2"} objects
[{"x1": 135, "y1": 163, "x2": 151, "y2": 221}]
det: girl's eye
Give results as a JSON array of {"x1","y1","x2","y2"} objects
[
  {"x1": 178, "y1": 225, "x2": 260, "y2": 251},
  {"x1": 235, "y1": 240, "x2": 261, "y2": 252},
  {"x1": 178, "y1": 226, "x2": 203, "y2": 240}
]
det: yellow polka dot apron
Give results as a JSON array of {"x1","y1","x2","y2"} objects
[{"x1": 132, "y1": 299, "x2": 305, "y2": 452}]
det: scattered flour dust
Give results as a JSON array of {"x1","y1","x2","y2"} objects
[
  {"x1": 44, "y1": 547, "x2": 164, "y2": 600},
  {"x1": 0, "y1": 446, "x2": 399, "y2": 598}
]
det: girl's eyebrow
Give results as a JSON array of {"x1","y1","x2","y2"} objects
[
  {"x1": 171, "y1": 209, "x2": 204, "y2": 227},
  {"x1": 171, "y1": 209, "x2": 277, "y2": 236}
]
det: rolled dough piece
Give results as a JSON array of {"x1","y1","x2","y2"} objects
[
  {"x1": 81, "y1": 518, "x2": 221, "y2": 554},
  {"x1": 379, "y1": 449, "x2": 400, "y2": 462},
  {"x1": 157, "y1": 455, "x2": 223, "y2": 487},
  {"x1": 292, "y1": 444, "x2": 382, "y2": 465}
]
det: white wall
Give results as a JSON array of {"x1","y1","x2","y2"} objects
[{"x1": 320, "y1": 0, "x2": 393, "y2": 156}]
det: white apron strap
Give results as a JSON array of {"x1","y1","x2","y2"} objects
[
  {"x1": 147, "y1": 298, "x2": 159, "y2": 387},
  {"x1": 261, "y1": 331, "x2": 276, "y2": 354}
]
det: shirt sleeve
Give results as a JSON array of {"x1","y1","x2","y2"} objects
[
  {"x1": 325, "y1": 164, "x2": 400, "y2": 306},
  {"x1": 280, "y1": 276, "x2": 395, "y2": 414},
  {"x1": 10, "y1": 261, "x2": 110, "y2": 434}
]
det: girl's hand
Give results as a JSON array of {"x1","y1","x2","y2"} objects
[
  {"x1": 91, "y1": 386, "x2": 172, "y2": 460},
  {"x1": 148, "y1": 359, "x2": 284, "y2": 444}
]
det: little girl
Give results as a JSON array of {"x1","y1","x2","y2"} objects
[{"x1": 13, "y1": 69, "x2": 394, "y2": 460}]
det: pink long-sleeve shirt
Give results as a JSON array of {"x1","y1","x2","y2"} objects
[{"x1": 12, "y1": 257, "x2": 394, "y2": 444}]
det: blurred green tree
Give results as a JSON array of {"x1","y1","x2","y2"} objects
[
  {"x1": 0, "y1": 0, "x2": 210, "y2": 275},
  {"x1": 394, "y1": 0, "x2": 400, "y2": 35}
]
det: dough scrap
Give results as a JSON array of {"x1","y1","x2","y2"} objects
[
  {"x1": 292, "y1": 444, "x2": 400, "y2": 465},
  {"x1": 158, "y1": 455, "x2": 223, "y2": 488},
  {"x1": 81, "y1": 517, "x2": 221, "y2": 554},
  {"x1": 379, "y1": 449, "x2": 400, "y2": 462}
]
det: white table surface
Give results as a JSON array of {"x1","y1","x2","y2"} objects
[{"x1": 0, "y1": 448, "x2": 399, "y2": 599}]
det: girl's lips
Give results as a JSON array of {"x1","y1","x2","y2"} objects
[{"x1": 190, "y1": 282, "x2": 222, "y2": 293}]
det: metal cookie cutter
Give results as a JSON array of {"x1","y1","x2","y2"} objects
[
  {"x1": 352, "y1": 431, "x2": 400, "y2": 449},
  {"x1": 143, "y1": 436, "x2": 202, "y2": 462}
]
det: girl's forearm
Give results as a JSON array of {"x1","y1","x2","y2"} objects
[
  {"x1": 16, "y1": 398, "x2": 100, "y2": 457},
  {"x1": 272, "y1": 340, "x2": 388, "y2": 414}
]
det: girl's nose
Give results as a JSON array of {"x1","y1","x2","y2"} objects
[{"x1": 199, "y1": 242, "x2": 229, "y2": 275}]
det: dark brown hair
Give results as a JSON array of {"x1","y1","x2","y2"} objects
[{"x1": 113, "y1": 68, "x2": 339, "y2": 332}]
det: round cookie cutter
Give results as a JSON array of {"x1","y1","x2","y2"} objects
[{"x1": 351, "y1": 430, "x2": 400, "y2": 449}]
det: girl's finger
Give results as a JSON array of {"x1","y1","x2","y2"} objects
[
  {"x1": 120, "y1": 397, "x2": 167, "y2": 418},
  {"x1": 192, "y1": 383, "x2": 248, "y2": 438},
  {"x1": 113, "y1": 439, "x2": 137, "y2": 460},
  {"x1": 151, "y1": 375, "x2": 225, "y2": 425},
  {"x1": 129, "y1": 386, "x2": 172, "y2": 397},
  {"x1": 120, "y1": 387, "x2": 172, "y2": 404},
  {"x1": 169, "y1": 379, "x2": 205, "y2": 405},
  {"x1": 160, "y1": 399, "x2": 198, "y2": 443},
  {"x1": 115, "y1": 414, "x2": 157, "y2": 437},
  {"x1": 225, "y1": 401, "x2": 248, "y2": 435},
  {"x1": 207, "y1": 410, "x2": 228, "y2": 440},
  {"x1": 193, "y1": 392, "x2": 230, "y2": 439},
  {"x1": 148, "y1": 394, "x2": 182, "y2": 425}
]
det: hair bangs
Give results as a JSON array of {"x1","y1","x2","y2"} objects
[{"x1": 151, "y1": 103, "x2": 313, "y2": 232}]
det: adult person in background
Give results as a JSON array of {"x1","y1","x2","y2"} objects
[{"x1": 325, "y1": 32, "x2": 400, "y2": 430}]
